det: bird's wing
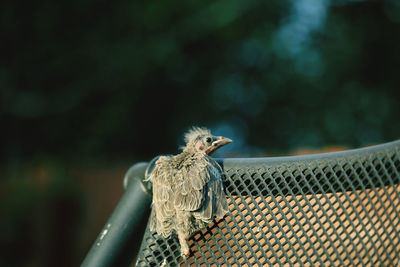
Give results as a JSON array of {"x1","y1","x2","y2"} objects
[
  {"x1": 174, "y1": 157, "x2": 228, "y2": 222},
  {"x1": 149, "y1": 156, "x2": 175, "y2": 236},
  {"x1": 206, "y1": 160, "x2": 229, "y2": 219},
  {"x1": 174, "y1": 158, "x2": 209, "y2": 212}
]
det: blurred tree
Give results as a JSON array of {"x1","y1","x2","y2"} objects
[{"x1": 1, "y1": 0, "x2": 399, "y2": 163}]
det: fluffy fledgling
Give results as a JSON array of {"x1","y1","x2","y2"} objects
[{"x1": 147, "y1": 127, "x2": 232, "y2": 257}]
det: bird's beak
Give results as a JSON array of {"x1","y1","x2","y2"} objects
[
  {"x1": 206, "y1": 136, "x2": 233, "y2": 155},
  {"x1": 214, "y1": 136, "x2": 233, "y2": 147}
]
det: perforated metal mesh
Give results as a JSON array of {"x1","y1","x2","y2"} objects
[{"x1": 135, "y1": 141, "x2": 400, "y2": 266}]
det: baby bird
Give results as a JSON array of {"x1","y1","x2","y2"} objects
[{"x1": 147, "y1": 127, "x2": 232, "y2": 257}]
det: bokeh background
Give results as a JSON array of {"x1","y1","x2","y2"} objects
[{"x1": 1, "y1": 0, "x2": 400, "y2": 266}]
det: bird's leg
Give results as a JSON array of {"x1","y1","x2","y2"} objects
[{"x1": 177, "y1": 231, "x2": 190, "y2": 258}]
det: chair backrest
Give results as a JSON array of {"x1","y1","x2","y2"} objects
[{"x1": 135, "y1": 141, "x2": 400, "y2": 266}]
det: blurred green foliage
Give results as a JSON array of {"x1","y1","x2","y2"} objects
[
  {"x1": 1, "y1": 0, "x2": 400, "y2": 266},
  {"x1": 1, "y1": 0, "x2": 400, "y2": 162}
]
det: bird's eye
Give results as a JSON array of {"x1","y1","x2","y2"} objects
[{"x1": 206, "y1": 137, "x2": 212, "y2": 143}]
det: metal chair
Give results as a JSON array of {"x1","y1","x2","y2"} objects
[{"x1": 82, "y1": 140, "x2": 400, "y2": 266}]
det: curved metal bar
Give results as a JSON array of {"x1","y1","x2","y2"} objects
[
  {"x1": 81, "y1": 162, "x2": 151, "y2": 267},
  {"x1": 220, "y1": 140, "x2": 400, "y2": 167},
  {"x1": 218, "y1": 140, "x2": 400, "y2": 196}
]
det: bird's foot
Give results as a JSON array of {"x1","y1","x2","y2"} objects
[
  {"x1": 180, "y1": 246, "x2": 190, "y2": 259},
  {"x1": 178, "y1": 231, "x2": 190, "y2": 259}
]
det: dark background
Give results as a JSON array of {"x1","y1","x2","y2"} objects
[{"x1": 1, "y1": 0, "x2": 400, "y2": 266}]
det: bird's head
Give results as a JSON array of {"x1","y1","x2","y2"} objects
[{"x1": 183, "y1": 127, "x2": 232, "y2": 155}]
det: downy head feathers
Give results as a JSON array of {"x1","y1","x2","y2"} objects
[{"x1": 184, "y1": 127, "x2": 211, "y2": 145}]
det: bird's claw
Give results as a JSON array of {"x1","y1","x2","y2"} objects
[{"x1": 180, "y1": 246, "x2": 190, "y2": 259}]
